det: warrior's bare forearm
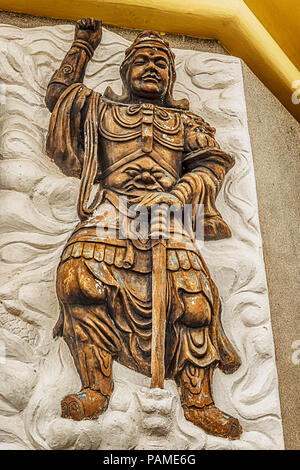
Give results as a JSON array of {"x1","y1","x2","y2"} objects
[{"x1": 45, "y1": 18, "x2": 102, "y2": 112}]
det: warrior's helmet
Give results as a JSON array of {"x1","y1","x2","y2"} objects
[{"x1": 118, "y1": 31, "x2": 189, "y2": 110}]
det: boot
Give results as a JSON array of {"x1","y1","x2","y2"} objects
[
  {"x1": 176, "y1": 364, "x2": 242, "y2": 440},
  {"x1": 61, "y1": 344, "x2": 114, "y2": 420}
]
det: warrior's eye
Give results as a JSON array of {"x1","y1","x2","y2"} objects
[
  {"x1": 134, "y1": 57, "x2": 147, "y2": 65},
  {"x1": 156, "y1": 60, "x2": 167, "y2": 69}
]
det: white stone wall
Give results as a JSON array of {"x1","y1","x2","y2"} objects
[{"x1": 0, "y1": 24, "x2": 284, "y2": 450}]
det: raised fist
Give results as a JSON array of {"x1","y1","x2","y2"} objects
[{"x1": 74, "y1": 18, "x2": 102, "y2": 51}]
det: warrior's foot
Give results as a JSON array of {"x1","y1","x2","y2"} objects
[
  {"x1": 61, "y1": 388, "x2": 108, "y2": 421},
  {"x1": 183, "y1": 403, "x2": 242, "y2": 440}
]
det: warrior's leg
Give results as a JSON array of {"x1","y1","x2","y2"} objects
[
  {"x1": 55, "y1": 257, "x2": 120, "y2": 420},
  {"x1": 60, "y1": 306, "x2": 115, "y2": 421},
  {"x1": 175, "y1": 364, "x2": 242, "y2": 439},
  {"x1": 173, "y1": 286, "x2": 242, "y2": 439}
]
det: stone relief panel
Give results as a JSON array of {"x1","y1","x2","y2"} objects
[{"x1": 0, "y1": 24, "x2": 284, "y2": 450}]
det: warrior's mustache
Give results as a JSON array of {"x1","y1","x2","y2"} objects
[{"x1": 141, "y1": 72, "x2": 160, "y2": 82}]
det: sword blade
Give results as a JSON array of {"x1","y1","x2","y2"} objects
[{"x1": 151, "y1": 238, "x2": 167, "y2": 389}]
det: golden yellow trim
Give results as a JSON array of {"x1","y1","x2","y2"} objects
[
  {"x1": 0, "y1": 0, "x2": 299, "y2": 121},
  {"x1": 244, "y1": 0, "x2": 300, "y2": 72}
]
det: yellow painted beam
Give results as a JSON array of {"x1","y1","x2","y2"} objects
[
  {"x1": 244, "y1": 0, "x2": 300, "y2": 71},
  {"x1": 0, "y1": 0, "x2": 299, "y2": 122},
  {"x1": 221, "y1": 1, "x2": 300, "y2": 123}
]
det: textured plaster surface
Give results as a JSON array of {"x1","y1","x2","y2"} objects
[{"x1": 0, "y1": 10, "x2": 298, "y2": 450}]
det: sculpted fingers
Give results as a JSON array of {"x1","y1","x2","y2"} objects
[
  {"x1": 206, "y1": 135, "x2": 218, "y2": 147},
  {"x1": 75, "y1": 18, "x2": 102, "y2": 50},
  {"x1": 77, "y1": 18, "x2": 92, "y2": 29},
  {"x1": 77, "y1": 17, "x2": 101, "y2": 30},
  {"x1": 76, "y1": 18, "x2": 86, "y2": 30}
]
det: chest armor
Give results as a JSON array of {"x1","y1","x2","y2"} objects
[{"x1": 98, "y1": 101, "x2": 185, "y2": 182}]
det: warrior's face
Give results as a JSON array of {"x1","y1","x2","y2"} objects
[{"x1": 128, "y1": 47, "x2": 170, "y2": 101}]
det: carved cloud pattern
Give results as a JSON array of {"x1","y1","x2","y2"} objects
[{"x1": 0, "y1": 25, "x2": 284, "y2": 450}]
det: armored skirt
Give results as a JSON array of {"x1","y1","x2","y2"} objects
[{"x1": 55, "y1": 194, "x2": 239, "y2": 386}]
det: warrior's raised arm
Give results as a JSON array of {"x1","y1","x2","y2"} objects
[{"x1": 45, "y1": 18, "x2": 102, "y2": 112}]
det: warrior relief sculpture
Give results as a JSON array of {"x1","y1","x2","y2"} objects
[{"x1": 45, "y1": 18, "x2": 243, "y2": 440}]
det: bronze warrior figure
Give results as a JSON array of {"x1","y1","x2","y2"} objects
[{"x1": 45, "y1": 18, "x2": 242, "y2": 439}]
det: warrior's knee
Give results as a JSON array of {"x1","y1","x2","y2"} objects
[
  {"x1": 56, "y1": 258, "x2": 107, "y2": 305},
  {"x1": 56, "y1": 259, "x2": 78, "y2": 302},
  {"x1": 181, "y1": 292, "x2": 211, "y2": 328}
]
